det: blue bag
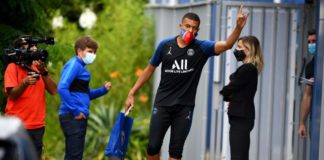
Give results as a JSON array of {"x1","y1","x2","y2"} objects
[{"x1": 105, "y1": 111, "x2": 133, "y2": 159}]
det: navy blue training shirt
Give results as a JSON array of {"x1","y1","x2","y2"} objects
[{"x1": 150, "y1": 36, "x2": 215, "y2": 107}]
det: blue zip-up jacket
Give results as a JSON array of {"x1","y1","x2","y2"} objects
[{"x1": 58, "y1": 56, "x2": 108, "y2": 117}]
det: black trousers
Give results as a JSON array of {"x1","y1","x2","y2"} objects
[
  {"x1": 228, "y1": 115, "x2": 254, "y2": 160},
  {"x1": 59, "y1": 114, "x2": 88, "y2": 160},
  {"x1": 27, "y1": 127, "x2": 45, "y2": 159}
]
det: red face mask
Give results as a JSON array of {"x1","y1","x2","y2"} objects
[{"x1": 180, "y1": 29, "x2": 196, "y2": 44}]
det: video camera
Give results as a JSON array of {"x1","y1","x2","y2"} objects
[
  {"x1": 26, "y1": 37, "x2": 55, "y2": 45},
  {"x1": 3, "y1": 48, "x2": 48, "y2": 65},
  {"x1": 3, "y1": 36, "x2": 54, "y2": 66}
]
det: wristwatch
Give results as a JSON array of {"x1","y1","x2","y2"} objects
[{"x1": 41, "y1": 71, "x2": 48, "y2": 77}]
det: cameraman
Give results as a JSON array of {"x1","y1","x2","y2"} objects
[{"x1": 3, "y1": 35, "x2": 57, "y2": 158}]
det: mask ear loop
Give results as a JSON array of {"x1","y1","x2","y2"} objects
[{"x1": 179, "y1": 24, "x2": 184, "y2": 36}]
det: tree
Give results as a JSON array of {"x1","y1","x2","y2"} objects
[{"x1": 0, "y1": 0, "x2": 62, "y2": 112}]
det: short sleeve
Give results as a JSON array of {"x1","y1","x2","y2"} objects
[
  {"x1": 305, "y1": 58, "x2": 314, "y2": 79},
  {"x1": 150, "y1": 37, "x2": 174, "y2": 66},
  {"x1": 4, "y1": 63, "x2": 19, "y2": 94},
  {"x1": 200, "y1": 40, "x2": 215, "y2": 57}
]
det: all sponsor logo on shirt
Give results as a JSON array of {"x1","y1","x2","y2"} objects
[{"x1": 165, "y1": 59, "x2": 194, "y2": 73}]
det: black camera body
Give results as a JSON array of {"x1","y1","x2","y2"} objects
[
  {"x1": 27, "y1": 37, "x2": 54, "y2": 45},
  {"x1": 3, "y1": 49, "x2": 48, "y2": 65},
  {"x1": 3, "y1": 37, "x2": 54, "y2": 66}
]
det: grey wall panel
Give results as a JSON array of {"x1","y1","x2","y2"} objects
[
  {"x1": 258, "y1": 8, "x2": 276, "y2": 160},
  {"x1": 318, "y1": 8, "x2": 324, "y2": 160},
  {"x1": 321, "y1": 0, "x2": 324, "y2": 19},
  {"x1": 271, "y1": 9, "x2": 290, "y2": 160},
  {"x1": 315, "y1": 1, "x2": 324, "y2": 158},
  {"x1": 249, "y1": 8, "x2": 265, "y2": 160},
  {"x1": 310, "y1": 23, "x2": 323, "y2": 160}
]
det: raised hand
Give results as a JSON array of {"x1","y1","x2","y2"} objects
[
  {"x1": 236, "y1": 5, "x2": 250, "y2": 29},
  {"x1": 33, "y1": 60, "x2": 47, "y2": 74}
]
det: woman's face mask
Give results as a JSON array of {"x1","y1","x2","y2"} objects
[
  {"x1": 233, "y1": 49, "x2": 246, "y2": 61},
  {"x1": 180, "y1": 29, "x2": 197, "y2": 45},
  {"x1": 308, "y1": 43, "x2": 316, "y2": 55},
  {"x1": 82, "y1": 52, "x2": 96, "y2": 64}
]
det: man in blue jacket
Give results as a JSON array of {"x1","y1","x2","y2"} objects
[{"x1": 58, "y1": 36, "x2": 111, "y2": 160}]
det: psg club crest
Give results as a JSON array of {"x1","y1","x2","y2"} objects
[{"x1": 187, "y1": 49, "x2": 195, "y2": 56}]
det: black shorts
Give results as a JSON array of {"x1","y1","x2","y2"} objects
[{"x1": 147, "y1": 105, "x2": 194, "y2": 159}]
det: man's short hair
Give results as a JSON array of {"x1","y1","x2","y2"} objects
[
  {"x1": 74, "y1": 36, "x2": 98, "y2": 55},
  {"x1": 182, "y1": 12, "x2": 200, "y2": 24},
  {"x1": 14, "y1": 35, "x2": 31, "y2": 48},
  {"x1": 308, "y1": 29, "x2": 316, "y2": 36}
]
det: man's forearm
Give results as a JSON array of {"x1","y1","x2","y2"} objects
[
  {"x1": 129, "y1": 72, "x2": 151, "y2": 96},
  {"x1": 214, "y1": 26, "x2": 244, "y2": 54},
  {"x1": 300, "y1": 85, "x2": 313, "y2": 125},
  {"x1": 129, "y1": 65, "x2": 155, "y2": 96},
  {"x1": 227, "y1": 25, "x2": 244, "y2": 47},
  {"x1": 43, "y1": 75, "x2": 58, "y2": 95},
  {"x1": 7, "y1": 81, "x2": 28, "y2": 100},
  {"x1": 300, "y1": 96, "x2": 311, "y2": 125}
]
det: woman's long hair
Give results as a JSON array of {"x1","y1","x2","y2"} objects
[{"x1": 238, "y1": 36, "x2": 264, "y2": 73}]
